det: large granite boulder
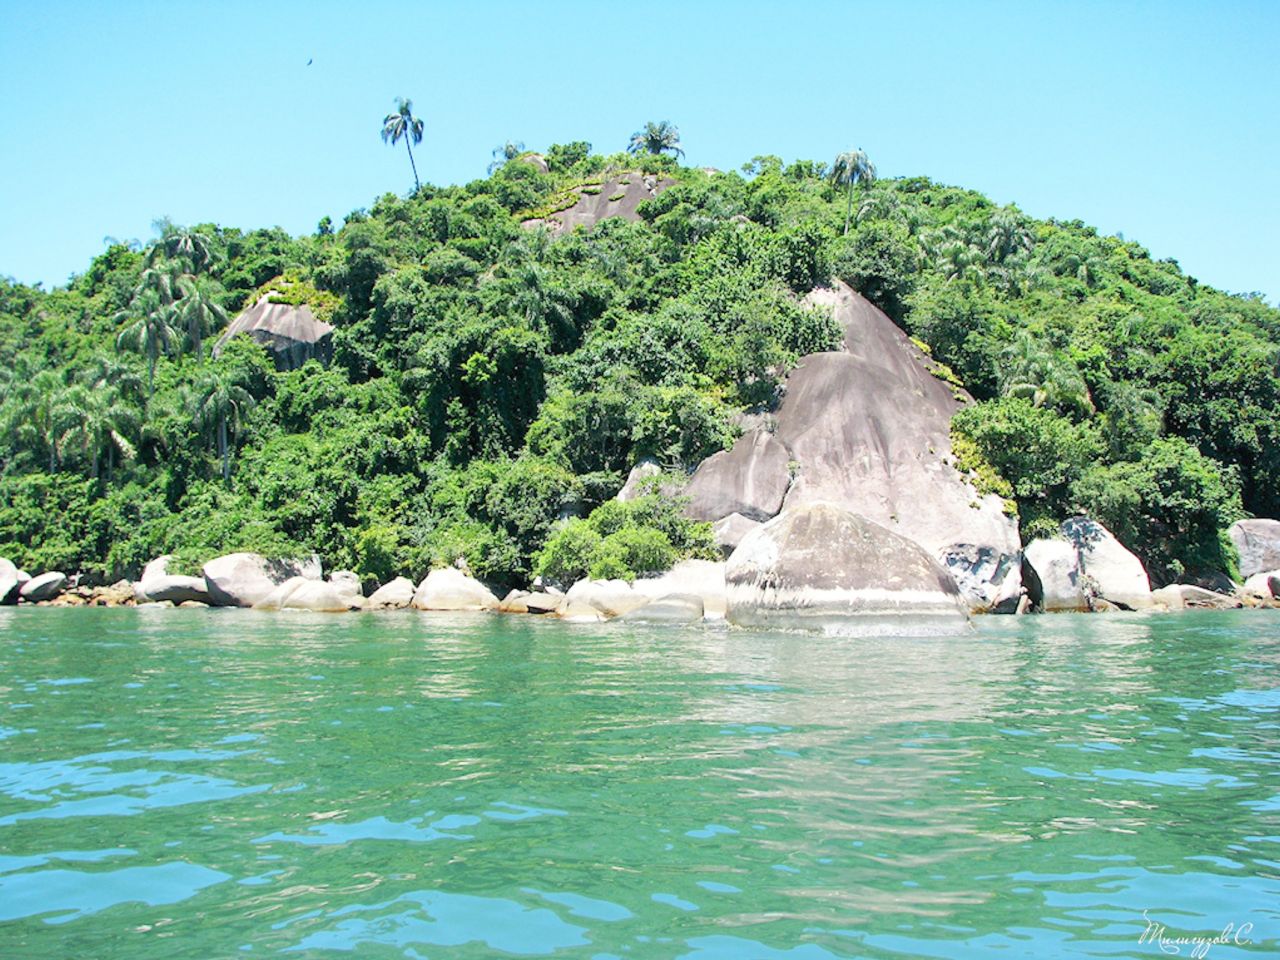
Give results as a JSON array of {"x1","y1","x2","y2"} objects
[
  {"x1": 618, "y1": 593, "x2": 705, "y2": 624},
  {"x1": 1229, "y1": 519, "x2": 1280, "y2": 580},
  {"x1": 1023, "y1": 539, "x2": 1087, "y2": 612},
  {"x1": 254, "y1": 577, "x2": 358, "y2": 612},
  {"x1": 616, "y1": 459, "x2": 665, "y2": 502},
  {"x1": 365, "y1": 577, "x2": 416, "y2": 609},
  {"x1": 712, "y1": 513, "x2": 761, "y2": 556},
  {"x1": 725, "y1": 503, "x2": 969, "y2": 633},
  {"x1": 1063, "y1": 517, "x2": 1153, "y2": 610},
  {"x1": 1024, "y1": 518, "x2": 1153, "y2": 612},
  {"x1": 0, "y1": 557, "x2": 19, "y2": 605},
  {"x1": 136, "y1": 555, "x2": 212, "y2": 605},
  {"x1": 1242, "y1": 571, "x2": 1280, "y2": 600},
  {"x1": 563, "y1": 579, "x2": 649, "y2": 618},
  {"x1": 632, "y1": 559, "x2": 727, "y2": 619},
  {"x1": 213, "y1": 292, "x2": 334, "y2": 371},
  {"x1": 683, "y1": 282, "x2": 1021, "y2": 611},
  {"x1": 526, "y1": 174, "x2": 676, "y2": 234},
  {"x1": 203, "y1": 553, "x2": 322, "y2": 608},
  {"x1": 20, "y1": 571, "x2": 67, "y2": 602},
  {"x1": 411, "y1": 568, "x2": 499, "y2": 611},
  {"x1": 329, "y1": 570, "x2": 363, "y2": 599},
  {"x1": 1153, "y1": 584, "x2": 1244, "y2": 610}
]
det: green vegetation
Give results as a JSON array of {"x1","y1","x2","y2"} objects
[
  {"x1": 1, "y1": 138, "x2": 1276, "y2": 589},
  {"x1": 628, "y1": 121, "x2": 684, "y2": 159},
  {"x1": 381, "y1": 97, "x2": 425, "y2": 193}
]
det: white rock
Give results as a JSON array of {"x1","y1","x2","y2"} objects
[
  {"x1": 1063, "y1": 517, "x2": 1153, "y2": 610},
  {"x1": 564, "y1": 579, "x2": 648, "y2": 618},
  {"x1": 1022, "y1": 539, "x2": 1086, "y2": 612},
  {"x1": 20, "y1": 571, "x2": 67, "y2": 602},
  {"x1": 632, "y1": 559, "x2": 727, "y2": 619},
  {"x1": 411, "y1": 568, "x2": 499, "y2": 611},
  {"x1": 366, "y1": 577, "x2": 416, "y2": 609}
]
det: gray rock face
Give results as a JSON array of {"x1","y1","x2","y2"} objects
[
  {"x1": 683, "y1": 282, "x2": 1020, "y2": 610},
  {"x1": 940, "y1": 544, "x2": 1023, "y2": 613},
  {"x1": 20, "y1": 571, "x2": 67, "y2": 602},
  {"x1": 213, "y1": 293, "x2": 334, "y2": 371},
  {"x1": 527, "y1": 174, "x2": 676, "y2": 234},
  {"x1": 329, "y1": 571, "x2": 363, "y2": 598},
  {"x1": 366, "y1": 577, "x2": 416, "y2": 609},
  {"x1": 1063, "y1": 517, "x2": 1153, "y2": 610},
  {"x1": 1242, "y1": 571, "x2": 1280, "y2": 599},
  {"x1": 725, "y1": 503, "x2": 969, "y2": 633},
  {"x1": 136, "y1": 555, "x2": 211, "y2": 605},
  {"x1": 411, "y1": 568, "x2": 499, "y2": 611},
  {"x1": 1229, "y1": 519, "x2": 1280, "y2": 580},
  {"x1": 616, "y1": 459, "x2": 664, "y2": 502},
  {"x1": 619, "y1": 593, "x2": 705, "y2": 623},
  {"x1": 203, "y1": 553, "x2": 321, "y2": 608},
  {"x1": 685, "y1": 429, "x2": 792, "y2": 523}
]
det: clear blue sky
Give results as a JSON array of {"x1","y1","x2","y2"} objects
[{"x1": 2, "y1": 0, "x2": 1276, "y2": 303}]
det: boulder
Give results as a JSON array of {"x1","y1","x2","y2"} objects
[
  {"x1": 522, "y1": 592, "x2": 565, "y2": 615},
  {"x1": 411, "y1": 568, "x2": 499, "y2": 611},
  {"x1": 712, "y1": 513, "x2": 761, "y2": 556},
  {"x1": 616, "y1": 459, "x2": 665, "y2": 502},
  {"x1": 940, "y1": 544, "x2": 1023, "y2": 613},
  {"x1": 1023, "y1": 539, "x2": 1087, "y2": 612},
  {"x1": 1063, "y1": 517, "x2": 1153, "y2": 610},
  {"x1": 0, "y1": 557, "x2": 19, "y2": 605},
  {"x1": 632, "y1": 559, "x2": 727, "y2": 619},
  {"x1": 682, "y1": 282, "x2": 1021, "y2": 611},
  {"x1": 1242, "y1": 571, "x2": 1280, "y2": 599},
  {"x1": 724, "y1": 503, "x2": 969, "y2": 633},
  {"x1": 136, "y1": 557, "x2": 212, "y2": 605},
  {"x1": 178, "y1": 600, "x2": 209, "y2": 609},
  {"x1": 203, "y1": 553, "x2": 321, "y2": 608},
  {"x1": 20, "y1": 571, "x2": 67, "y2": 602},
  {"x1": 564, "y1": 579, "x2": 649, "y2": 618},
  {"x1": 1229, "y1": 519, "x2": 1280, "y2": 580},
  {"x1": 254, "y1": 577, "x2": 358, "y2": 612},
  {"x1": 559, "y1": 600, "x2": 606, "y2": 623},
  {"x1": 619, "y1": 593, "x2": 705, "y2": 624},
  {"x1": 213, "y1": 292, "x2": 334, "y2": 371},
  {"x1": 499, "y1": 589, "x2": 532, "y2": 614},
  {"x1": 329, "y1": 570, "x2": 363, "y2": 598},
  {"x1": 365, "y1": 577, "x2": 416, "y2": 610},
  {"x1": 1153, "y1": 584, "x2": 1244, "y2": 610}
]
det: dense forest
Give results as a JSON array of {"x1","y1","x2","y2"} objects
[{"x1": 2, "y1": 131, "x2": 1277, "y2": 590}]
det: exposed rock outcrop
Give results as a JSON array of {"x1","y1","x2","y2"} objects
[
  {"x1": 1229, "y1": 519, "x2": 1280, "y2": 580},
  {"x1": 254, "y1": 577, "x2": 358, "y2": 612},
  {"x1": 411, "y1": 568, "x2": 499, "y2": 611},
  {"x1": 203, "y1": 553, "x2": 322, "y2": 608},
  {"x1": 1242, "y1": 571, "x2": 1280, "y2": 600},
  {"x1": 632, "y1": 559, "x2": 727, "y2": 619},
  {"x1": 563, "y1": 579, "x2": 649, "y2": 618},
  {"x1": 525, "y1": 174, "x2": 675, "y2": 234},
  {"x1": 712, "y1": 513, "x2": 761, "y2": 556},
  {"x1": 1023, "y1": 539, "x2": 1086, "y2": 612},
  {"x1": 213, "y1": 293, "x2": 334, "y2": 371},
  {"x1": 1153, "y1": 584, "x2": 1244, "y2": 610},
  {"x1": 0, "y1": 557, "x2": 19, "y2": 605},
  {"x1": 683, "y1": 282, "x2": 1020, "y2": 611},
  {"x1": 724, "y1": 503, "x2": 969, "y2": 633}
]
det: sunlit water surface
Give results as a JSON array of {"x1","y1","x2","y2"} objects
[{"x1": 1, "y1": 607, "x2": 1277, "y2": 958}]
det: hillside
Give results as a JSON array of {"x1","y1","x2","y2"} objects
[{"x1": 1, "y1": 144, "x2": 1276, "y2": 590}]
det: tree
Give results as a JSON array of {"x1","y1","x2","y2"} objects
[
  {"x1": 381, "y1": 97, "x2": 425, "y2": 193},
  {"x1": 189, "y1": 363, "x2": 256, "y2": 485},
  {"x1": 488, "y1": 140, "x2": 524, "y2": 174},
  {"x1": 831, "y1": 148, "x2": 876, "y2": 235},
  {"x1": 174, "y1": 273, "x2": 228, "y2": 362},
  {"x1": 53, "y1": 384, "x2": 138, "y2": 480},
  {"x1": 115, "y1": 287, "x2": 178, "y2": 404},
  {"x1": 628, "y1": 121, "x2": 684, "y2": 159}
]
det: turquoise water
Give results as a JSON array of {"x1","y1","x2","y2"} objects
[{"x1": 1, "y1": 608, "x2": 1277, "y2": 959}]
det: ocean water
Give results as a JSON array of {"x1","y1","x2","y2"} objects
[{"x1": 0, "y1": 607, "x2": 1277, "y2": 958}]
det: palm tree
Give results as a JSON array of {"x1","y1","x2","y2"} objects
[
  {"x1": 998, "y1": 330, "x2": 1093, "y2": 416},
  {"x1": 174, "y1": 274, "x2": 228, "y2": 362},
  {"x1": 831, "y1": 148, "x2": 876, "y2": 235},
  {"x1": 53, "y1": 384, "x2": 138, "y2": 480},
  {"x1": 116, "y1": 288, "x2": 179, "y2": 403},
  {"x1": 985, "y1": 206, "x2": 1034, "y2": 264},
  {"x1": 7, "y1": 369, "x2": 65, "y2": 472},
  {"x1": 382, "y1": 97, "x2": 425, "y2": 193},
  {"x1": 488, "y1": 140, "x2": 525, "y2": 174},
  {"x1": 156, "y1": 225, "x2": 217, "y2": 273},
  {"x1": 189, "y1": 364, "x2": 255, "y2": 484},
  {"x1": 628, "y1": 121, "x2": 684, "y2": 159}
]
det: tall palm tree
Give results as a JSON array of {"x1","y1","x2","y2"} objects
[
  {"x1": 189, "y1": 365, "x2": 255, "y2": 484},
  {"x1": 156, "y1": 225, "x2": 217, "y2": 273},
  {"x1": 998, "y1": 330, "x2": 1093, "y2": 416},
  {"x1": 628, "y1": 121, "x2": 684, "y2": 159},
  {"x1": 382, "y1": 97, "x2": 425, "y2": 193},
  {"x1": 116, "y1": 288, "x2": 179, "y2": 403},
  {"x1": 53, "y1": 384, "x2": 138, "y2": 480},
  {"x1": 488, "y1": 140, "x2": 525, "y2": 174},
  {"x1": 174, "y1": 274, "x2": 228, "y2": 362},
  {"x1": 7, "y1": 369, "x2": 65, "y2": 472},
  {"x1": 831, "y1": 148, "x2": 876, "y2": 235}
]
